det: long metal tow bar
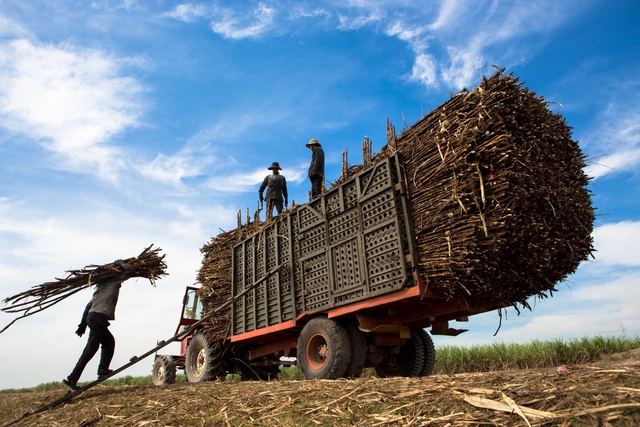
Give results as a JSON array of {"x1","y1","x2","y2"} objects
[{"x1": 3, "y1": 263, "x2": 286, "y2": 427}]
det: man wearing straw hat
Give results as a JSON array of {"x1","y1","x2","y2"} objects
[
  {"x1": 306, "y1": 138, "x2": 325, "y2": 199},
  {"x1": 258, "y1": 161, "x2": 288, "y2": 221}
]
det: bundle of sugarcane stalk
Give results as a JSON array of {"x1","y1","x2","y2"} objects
[
  {"x1": 1, "y1": 244, "x2": 167, "y2": 333},
  {"x1": 196, "y1": 69, "x2": 594, "y2": 342},
  {"x1": 197, "y1": 225, "x2": 261, "y2": 343},
  {"x1": 377, "y1": 69, "x2": 594, "y2": 307}
]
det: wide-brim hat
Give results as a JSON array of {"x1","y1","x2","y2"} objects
[
  {"x1": 306, "y1": 138, "x2": 321, "y2": 147},
  {"x1": 268, "y1": 162, "x2": 282, "y2": 170}
]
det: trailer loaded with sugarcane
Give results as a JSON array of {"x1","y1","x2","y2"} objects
[{"x1": 152, "y1": 70, "x2": 594, "y2": 384}]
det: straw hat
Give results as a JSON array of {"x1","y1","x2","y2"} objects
[{"x1": 305, "y1": 138, "x2": 321, "y2": 147}]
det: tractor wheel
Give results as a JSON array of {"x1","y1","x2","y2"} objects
[
  {"x1": 297, "y1": 317, "x2": 351, "y2": 380},
  {"x1": 152, "y1": 355, "x2": 177, "y2": 386},
  {"x1": 415, "y1": 329, "x2": 436, "y2": 376},
  {"x1": 374, "y1": 329, "x2": 425, "y2": 378},
  {"x1": 344, "y1": 322, "x2": 367, "y2": 378},
  {"x1": 185, "y1": 331, "x2": 221, "y2": 383}
]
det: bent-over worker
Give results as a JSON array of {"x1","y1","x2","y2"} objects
[{"x1": 63, "y1": 261, "x2": 136, "y2": 390}]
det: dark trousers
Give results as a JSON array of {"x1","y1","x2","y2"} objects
[
  {"x1": 266, "y1": 199, "x2": 283, "y2": 220},
  {"x1": 68, "y1": 312, "x2": 115, "y2": 382},
  {"x1": 310, "y1": 175, "x2": 323, "y2": 199}
]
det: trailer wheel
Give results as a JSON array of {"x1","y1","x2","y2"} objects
[
  {"x1": 185, "y1": 331, "x2": 221, "y2": 383},
  {"x1": 374, "y1": 329, "x2": 425, "y2": 378},
  {"x1": 415, "y1": 329, "x2": 436, "y2": 376},
  {"x1": 152, "y1": 355, "x2": 177, "y2": 386},
  {"x1": 297, "y1": 317, "x2": 351, "y2": 380},
  {"x1": 345, "y1": 322, "x2": 367, "y2": 378}
]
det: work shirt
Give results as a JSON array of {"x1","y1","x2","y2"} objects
[
  {"x1": 88, "y1": 266, "x2": 134, "y2": 321},
  {"x1": 88, "y1": 280, "x2": 121, "y2": 320},
  {"x1": 259, "y1": 173, "x2": 288, "y2": 201},
  {"x1": 308, "y1": 146, "x2": 325, "y2": 179}
]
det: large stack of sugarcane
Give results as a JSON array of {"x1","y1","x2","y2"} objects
[
  {"x1": 197, "y1": 69, "x2": 594, "y2": 343},
  {"x1": 378, "y1": 70, "x2": 594, "y2": 308},
  {"x1": 197, "y1": 224, "x2": 260, "y2": 342}
]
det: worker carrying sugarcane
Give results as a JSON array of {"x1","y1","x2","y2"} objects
[
  {"x1": 258, "y1": 161, "x2": 288, "y2": 221},
  {"x1": 63, "y1": 261, "x2": 136, "y2": 390},
  {"x1": 306, "y1": 138, "x2": 325, "y2": 199}
]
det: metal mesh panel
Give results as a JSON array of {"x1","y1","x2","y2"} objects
[
  {"x1": 362, "y1": 161, "x2": 391, "y2": 196},
  {"x1": 343, "y1": 182, "x2": 358, "y2": 210},
  {"x1": 298, "y1": 204, "x2": 322, "y2": 230},
  {"x1": 325, "y1": 191, "x2": 342, "y2": 219},
  {"x1": 328, "y1": 208, "x2": 359, "y2": 245},
  {"x1": 331, "y1": 237, "x2": 363, "y2": 292},
  {"x1": 232, "y1": 245, "x2": 245, "y2": 334},
  {"x1": 361, "y1": 189, "x2": 396, "y2": 230},
  {"x1": 299, "y1": 223, "x2": 326, "y2": 257},
  {"x1": 231, "y1": 153, "x2": 417, "y2": 336},
  {"x1": 292, "y1": 217, "x2": 305, "y2": 314},
  {"x1": 301, "y1": 253, "x2": 330, "y2": 312},
  {"x1": 364, "y1": 222, "x2": 406, "y2": 294}
]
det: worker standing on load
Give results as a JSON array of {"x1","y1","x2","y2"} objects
[
  {"x1": 63, "y1": 261, "x2": 136, "y2": 390},
  {"x1": 306, "y1": 138, "x2": 325, "y2": 199},
  {"x1": 259, "y1": 162, "x2": 288, "y2": 221}
]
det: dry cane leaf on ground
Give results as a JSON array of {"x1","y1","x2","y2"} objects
[
  {"x1": 1, "y1": 354, "x2": 639, "y2": 427},
  {"x1": 1, "y1": 244, "x2": 167, "y2": 333}
]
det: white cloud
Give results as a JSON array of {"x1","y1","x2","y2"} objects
[
  {"x1": 584, "y1": 103, "x2": 640, "y2": 179},
  {"x1": 382, "y1": 1, "x2": 577, "y2": 89},
  {"x1": 210, "y1": 3, "x2": 276, "y2": 40},
  {"x1": 589, "y1": 221, "x2": 640, "y2": 267},
  {"x1": 206, "y1": 166, "x2": 306, "y2": 193},
  {"x1": 289, "y1": 5, "x2": 331, "y2": 20},
  {"x1": 428, "y1": 0, "x2": 466, "y2": 32},
  {"x1": 0, "y1": 37, "x2": 145, "y2": 182},
  {"x1": 163, "y1": 2, "x2": 209, "y2": 23},
  {"x1": 439, "y1": 44, "x2": 485, "y2": 89},
  {"x1": 140, "y1": 142, "x2": 216, "y2": 187},
  {"x1": 438, "y1": 267, "x2": 640, "y2": 348},
  {"x1": 501, "y1": 271, "x2": 640, "y2": 341},
  {"x1": 0, "y1": 14, "x2": 30, "y2": 38},
  {"x1": 587, "y1": 150, "x2": 640, "y2": 180},
  {"x1": 336, "y1": 9, "x2": 385, "y2": 30},
  {"x1": 410, "y1": 53, "x2": 437, "y2": 87}
]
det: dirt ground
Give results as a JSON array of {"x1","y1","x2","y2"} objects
[{"x1": 1, "y1": 350, "x2": 639, "y2": 427}]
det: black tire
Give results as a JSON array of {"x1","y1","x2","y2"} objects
[
  {"x1": 415, "y1": 329, "x2": 436, "y2": 376},
  {"x1": 374, "y1": 329, "x2": 425, "y2": 378},
  {"x1": 185, "y1": 331, "x2": 222, "y2": 383},
  {"x1": 297, "y1": 317, "x2": 351, "y2": 380},
  {"x1": 345, "y1": 322, "x2": 367, "y2": 378},
  {"x1": 152, "y1": 355, "x2": 177, "y2": 386}
]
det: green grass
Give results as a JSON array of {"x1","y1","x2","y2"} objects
[
  {"x1": 2, "y1": 335, "x2": 638, "y2": 393},
  {"x1": 435, "y1": 335, "x2": 640, "y2": 374}
]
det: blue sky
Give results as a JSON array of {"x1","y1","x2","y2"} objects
[{"x1": 0, "y1": 0, "x2": 638, "y2": 389}]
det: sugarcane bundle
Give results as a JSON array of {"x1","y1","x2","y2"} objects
[
  {"x1": 1, "y1": 244, "x2": 167, "y2": 333},
  {"x1": 197, "y1": 225, "x2": 261, "y2": 343},
  {"x1": 196, "y1": 69, "x2": 595, "y2": 343},
  {"x1": 378, "y1": 69, "x2": 594, "y2": 307}
]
